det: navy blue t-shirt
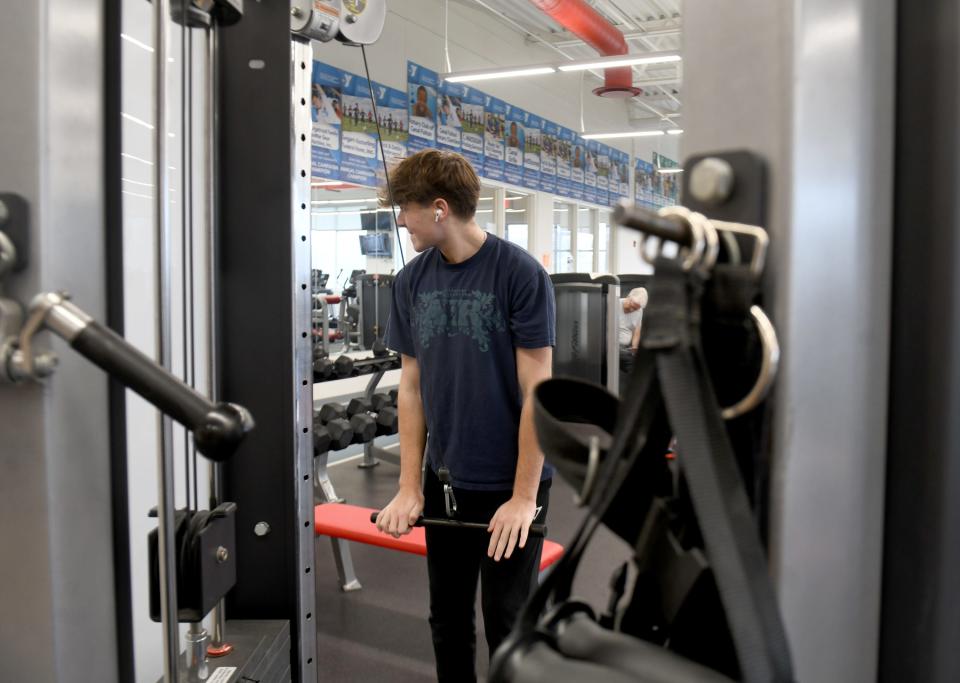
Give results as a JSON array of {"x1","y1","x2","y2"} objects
[{"x1": 385, "y1": 233, "x2": 556, "y2": 491}]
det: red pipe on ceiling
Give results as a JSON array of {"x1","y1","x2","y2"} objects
[{"x1": 528, "y1": 0, "x2": 641, "y2": 97}]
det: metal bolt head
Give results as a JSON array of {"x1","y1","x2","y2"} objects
[
  {"x1": 689, "y1": 157, "x2": 735, "y2": 206},
  {"x1": 254, "y1": 521, "x2": 271, "y2": 537},
  {"x1": 0, "y1": 200, "x2": 8, "y2": 226},
  {"x1": 291, "y1": 6, "x2": 302, "y2": 17},
  {"x1": 216, "y1": 546, "x2": 229, "y2": 563},
  {"x1": 346, "y1": 13, "x2": 358, "y2": 23}
]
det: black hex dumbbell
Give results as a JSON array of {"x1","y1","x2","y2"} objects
[
  {"x1": 313, "y1": 425, "x2": 332, "y2": 456},
  {"x1": 318, "y1": 403, "x2": 348, "y2": 423},
  {"x1": 346, "y1": 397, "x2": 373, "y2": 417},
  {"x1": 349, "y1": 414, "x2": 377, "y2": 444},
  {"x1": 375, "y1": 406, "x2": 399, "y2": 436},
  {"x1": 313, "y1": 357, "x2": 335, "y2": 381},
  {"x1": 326, "y1": 419, "x2": 354, "y2": 451},
  {"x1": 334, "y1": 355, "x2": 355, "y2": 378},
  {"x1": 388, "y1": 388, "x2": 398, "y2": 405},
  {"x1": 371, "y1": 393, "x2": 394, "y2": 412}
]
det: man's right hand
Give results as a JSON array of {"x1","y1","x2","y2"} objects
[{"x1": 374, "y1": 486, "x2": 425, "y2": 538}]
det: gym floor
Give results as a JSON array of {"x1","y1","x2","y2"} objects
[{"x1": 313, "y1": 451, "x2": 631, "y2": 682}]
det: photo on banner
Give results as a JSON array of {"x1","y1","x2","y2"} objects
[
  {"x1": 596, "y1": 144, "x2": 610, "y2": 207},
  {"x1": 556, "y1": 127, "x2": 573, "y2": 198},
  {"x1": 540, "y1": 120, "x2": 559, "y2": 195},
  {"x1": 459, "y1": 86, "x2": 485, "y2": 173},
  {"x1": 584, "y1": 140, "x2": 598, "y2": 204},
  {"x1": 407, "y1": 61, "x2": 438, "y2": 153},
  {"x1": 310, "y1": 62, "x2": 343, "y2": 180},
  {"x1": 503, "y1": 104, "x2": 526, "y2": 186},
  {"x1": 374, "y1": 81, "x2": 408, "y2": 171},
  {"x1": 571, "y1": 134, "x2": 585, "y2": 200},
  {"x1": 437, "y1": 80, "x2": 464, "y2": 153},
  {"x1": 523, "y1": 112, "x2": 543, "y2": 191},
  {"x1": 339, "y1": 72, "x2": 379, "y2": 186},
  {"x1": 483, "y1": 95, "x2": 507, "y2": 181},
  {"x1": 621, "y1": 150, "x2": 631, "y2": 198},
  {"x1": 653, "y1": 151, "x2": 681, "y2": 206},
  {"x1": 635, "y1": 158, "x2": 656, "y2": 208},
  {"x1": 608, "y1": 148, "x2": 621, "y2": 200}
]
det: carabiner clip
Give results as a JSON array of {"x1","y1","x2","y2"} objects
[{"x1": 438, "y1": 466, "x2": 458, "y2": 518}]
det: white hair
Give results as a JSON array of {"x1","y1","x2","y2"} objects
[{"x1": 628, "y1": 287, "x2": 648, "y2": 308}]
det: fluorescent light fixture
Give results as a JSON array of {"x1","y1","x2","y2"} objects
[
  {"x1": 313, "y1": 180, "x2": 345, "y2": 187},
  {"x1": 122, "y1": 190, "x2": 152, "y2": 200},
  {"x1": 121, "y1": 151, "x2": 153, "y2": 166},
  {"x1": 557, "y1": 52, "x2": 681, "y2": 72},
  {"x1": 582, "y1": 130, "x2": 665, "y2": 140},
  {"x1": 476, "y1": 210, "x2": 493, "y2": 214},
  {"x1": 656, "y1": 167, "x2": 684, "y2": 174},
  {"x1": 121, "y1": 33, "x2": 153, "y2": 52},
  {"x1": 122, "y1": 178, "x2": 153, "y2": 188},
  {"x1": 444, "y1": 65, "x2": 556, "y2": 83},
  {"x1": 505, "y1": 208, "x2": 526, "y2": 213},
  {"x1": 311, "y1": 198, "x2": 378, "y2": 205},
  {"x1": 122, "y1": 112, "x2": 154, "y2": 130},
  {"x1": 442, "y1": 51, "x2": 681, "y2": 84},
  {"x1": 666, "y1": 129, "x2": 684, "y2": 135}
]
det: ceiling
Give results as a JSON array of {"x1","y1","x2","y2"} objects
[{"x1": 454, "y1": 0, "x2": 683, "y2": 125}]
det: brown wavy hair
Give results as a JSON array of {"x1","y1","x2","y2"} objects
[{"x1": 380, "y1": 149, "x2": 480, "y2": 219}]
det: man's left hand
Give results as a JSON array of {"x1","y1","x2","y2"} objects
[{"x1": 487, "y1": 497, "x2": 537, "y2": 562}]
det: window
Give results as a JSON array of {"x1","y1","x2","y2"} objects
[
  {"x1": 577, "y1": 207, "x2": 595, "y2": 272},
  {"x1": 552, "y1": 201, "x2": 573, "y2": 273},
  {"x1": 504, "y1": 191, "x2": 530, "y2": 249},
  {"x1": 476, "y1": 188, "x2": 497, "y2": 233},
  {"x1": 598, "y1": 212, "x2": 611, "y2": 273}
]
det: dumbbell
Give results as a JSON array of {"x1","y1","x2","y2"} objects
[
  {"x1": 334, "y1": 355, "x2": 355, "y2": 378},
  {"x1": 313, "y1": 357, "x2": 335, "y2": 381},
  {"x1": 375, "y1": 406, "x2": 399, "y2": 436},
  {"x1": 388, "y1": 388, "x2": 398, "y2": 404},
  {"x1": 346, "y1": 397, "x2": 373, "y2": 417},
  {"x1": 313, "y1": 425, "x2": 332, "y2": 455},
  {"x1": 349, "y1": 414, "x2": 377, "y2": 444},
  {"x1": 313, "y1": 414, "x2": 353, "y2": 451},
  {"x1": 371, "y1": 392, "x2": 394, "y2": 412},
  {"x1": 372, "y1": 338, "x2": 389, "y2": 358},
  {"x1": 318, "y1": 403, "x2": 348, "y2": 423}
]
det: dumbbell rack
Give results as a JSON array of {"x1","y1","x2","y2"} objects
[{"x1": 357, "y1": 368, "x2": 401, "y2": 469}]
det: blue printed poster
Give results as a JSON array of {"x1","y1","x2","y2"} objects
[
  {"x1": 635, "y1": 158, "x2": 656, "y2": 208},
  {"x1": 556, "y1": 127, "x2": 574, "y2": 198},
  {"x1": 522, "y1": 112, "x2": 542, "y2": 191},
  {"x1": 540, "y1": 120, "x2": 559, "y2": 195},
  {"x1": 310, "y1": 62, "x2": 343, "y2": 180},
  {"x1": 597, "y1": 144, "x2": 611, "y2": 206},
  {"x1": 618, "y1": 150, "x2": 630, "y2": 198},
  {"x1": 437, "y1": 81, "x2": 464, "y2": 153},
  {"x1": 571, "y1": 135, "x2": 585, "y2": 200},
  {"x1": 459, "y1": 86, "x2": 485, "y2": 173},
  {"x1": 374, "y1": 82, "x2": 408, "y2": 169},
  {"x1": 584, "y1": 140, "x2": 599, "y2": 204},
  {"x1": 339, "y1": 72, "x2": 379, "y2": 186},
  {"x1": 483, "y1": 95, "x2": 507, "y2": 181},
  {"x1": 407, "y1": 62, "x2": 438, "y2": 153},
  {"x1": 503, "y1": 104, "x2": 526, "y2": 186},
  {"x1": 608, "y1": 149, "x2": 622, "y2": 200}
]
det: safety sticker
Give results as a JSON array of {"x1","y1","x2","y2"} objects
[{"x1": 207, "y1": 667, "x2": 238, "y2": 683}]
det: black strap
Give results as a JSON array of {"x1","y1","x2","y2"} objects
[{"x1": 645, "y1": 258, "x2": 793, "y2": 683}]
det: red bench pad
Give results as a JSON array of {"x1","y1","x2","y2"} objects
[{"x1": 314, "y1": 503, "x2": 564, "y2": 571}]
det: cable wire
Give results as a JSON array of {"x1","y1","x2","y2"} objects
[{"x1": 359, "y1": 43, "x2": 405, "y2": 267}]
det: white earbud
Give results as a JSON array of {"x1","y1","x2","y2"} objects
[{"x1": 434, "y1": 209, "x2": 442, "y2": 223}]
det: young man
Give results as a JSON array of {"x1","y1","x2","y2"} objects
[{"x1": 373, "y1": 149, "x2": 555, "y2": 682}]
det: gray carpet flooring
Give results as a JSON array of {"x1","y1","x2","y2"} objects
[{"x1": 313, "y1": 452, "x2": 634, "y2": 682}]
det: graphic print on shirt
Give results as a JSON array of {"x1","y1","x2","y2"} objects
[{"x1": 412, "y1": 289, "x2": 505, "y2": 352}]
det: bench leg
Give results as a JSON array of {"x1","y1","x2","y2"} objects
[
  {"x1": 330, "y1": 537, "x2": 362, "y2": 592},
  {"x1": 314, "y1": 452, "x2": 344, "y2": 504}
]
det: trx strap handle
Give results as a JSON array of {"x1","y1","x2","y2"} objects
[{"x1": 644, "y1": 257, "x2": 793, "y2": 682}]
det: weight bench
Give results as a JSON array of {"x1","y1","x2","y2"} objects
[{"x1": 314, "y1": 503, "x2": 565, "y2": 591}]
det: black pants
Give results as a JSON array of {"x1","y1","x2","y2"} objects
[{"x1": 422, "y1": 466, "x2": 551, "y2": 683}]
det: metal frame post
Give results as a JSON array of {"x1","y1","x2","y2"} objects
[
  {"x1": 217, "y1": 3, "x2": 317, "y2": 679},
  {"x1": 682, "y1": 1, "x2": 895, "y2": 680}
]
